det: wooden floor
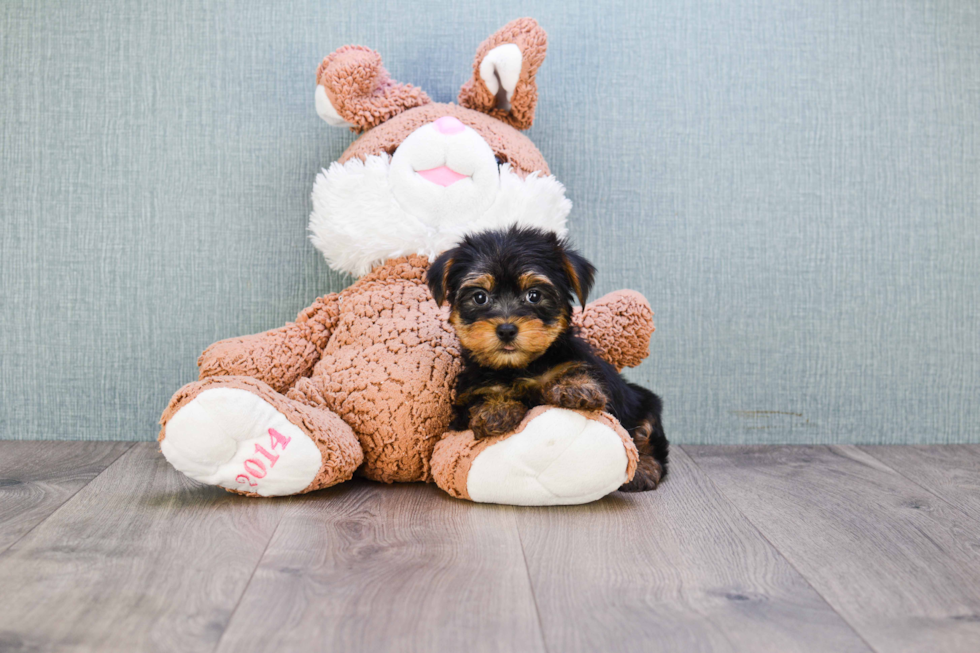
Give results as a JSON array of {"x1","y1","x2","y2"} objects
[{"x1": 1, "y1": 443, "x2": 979, "y2": 652}]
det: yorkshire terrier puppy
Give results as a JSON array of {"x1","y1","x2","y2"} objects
[{"x1": 426, "y1": 226, "x2": 668, "y2": 491}]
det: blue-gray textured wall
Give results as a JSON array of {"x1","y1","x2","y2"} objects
[{"x1": 1, "y1": 0, "x2": 978, "y2": 443}]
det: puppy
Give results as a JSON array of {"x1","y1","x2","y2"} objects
[{"x1": 426, "y1": 226, "x2": 668, "y2": 491}]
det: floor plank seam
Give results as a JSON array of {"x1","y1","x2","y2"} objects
[
  {"x1": 0, "y1": 441, "x2": 136, "y2": 558},
  {"x1": 855, "y1": 446, "x2": 980, "y2": 531},
  {"x1": 209, "y1": 497, "x2": 293, "y2": 653},
  {"x1": 679, "y1": 445, "x2": 882, "y2": 653},
  {"x1": 515, "y1": 511, "x2": 552, "y2": 653}
]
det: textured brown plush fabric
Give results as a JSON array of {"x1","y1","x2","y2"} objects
[
  {"x1": 337, "y1": 102, "x2": 550, "y2": 178},
  {"x1": 458, "y1": 17, "x2": 548, "y2": 130},
  {"x1": 159, "y1": 375, "x2": 364, "y2": 495},
  {"x1": 285, "y1": 256, "x2": 461, "y2": 483},
  {"x1": 573, "y1": 290, "x2": 656, "y2": 372},
  {"x1": 317, "y1": 45, "x2": 431, "y2": 132},
  {"x1": 430, "y1": 405, "x2": 640, "y2": 501}
]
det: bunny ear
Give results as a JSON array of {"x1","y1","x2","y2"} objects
[
  {"x1": 316, "y1": 45, "x2": 431, "y2": 133},
  {"x1": 458, "y1": 18, "x2": 548, "y2": 130}
]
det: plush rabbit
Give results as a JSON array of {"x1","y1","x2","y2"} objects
[{"x1": 159, "y1": 18, "x2": 655, "y2": 505}]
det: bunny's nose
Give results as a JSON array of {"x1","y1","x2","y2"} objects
[{"x1": 433, "y1": 116, "x2": 465, "y2": 135}]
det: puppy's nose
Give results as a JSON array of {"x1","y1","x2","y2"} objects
[
  {"x1": 433, "y1": 116, "x2": 465, "y2": 135},
  {"x1": 496, "y1": 323, "x2": 519, "y2": 342}
]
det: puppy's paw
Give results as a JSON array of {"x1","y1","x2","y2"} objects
[
  {"x1": 469, "y1": 398, "x2": 528, "y2": 439},
  {"x1": 619, "y1": 455, "x2": 663, "y2": 492},
  {"x1": 542, "y1": 374, "x2": 607, "y2": 412}
]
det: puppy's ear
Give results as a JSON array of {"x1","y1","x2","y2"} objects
[
  {"x1": 426, "y1": 251, "x2": 455, "y2": 306},
  {"x1": 561, "y1": 247, "x2": 596, "y2": 307}
]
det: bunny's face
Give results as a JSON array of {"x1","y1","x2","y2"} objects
[{"x1": 309, "y1": 19, "x2": 568, "y2": 278}]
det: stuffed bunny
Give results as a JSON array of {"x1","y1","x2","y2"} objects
[{"x1": 159, "y1": 18, "x2": 655, "y2": 505}]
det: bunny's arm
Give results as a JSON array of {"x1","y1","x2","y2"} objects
[
  {"x1": 573, "y1": 290, "x2": 655, "y2": 372},
  {"x1": 197, "y1": 294, "x2": 341, "y2": 393}
]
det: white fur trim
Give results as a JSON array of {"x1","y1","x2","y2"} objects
[
  {"x1": 161, "y1": 388, "x2": 322, "y2": 497},
  {"x1": 309, "y1": 155, "x2": 572, "y2": 277},
  {"x1": 466, "y1": 408, "x2": 630, "y2": 506}
]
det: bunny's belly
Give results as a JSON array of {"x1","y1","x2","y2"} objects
[{"x1": 312, "y1": 287, "x2": 461, "y2": 482}]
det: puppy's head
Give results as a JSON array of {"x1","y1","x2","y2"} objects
[{"x1": 426, "y1": 226, "x2": 595, "y2": 369}]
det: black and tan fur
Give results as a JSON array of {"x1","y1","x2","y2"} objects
[{"x1": 426, "y1": 226, "x2": 669, "y2": 491}]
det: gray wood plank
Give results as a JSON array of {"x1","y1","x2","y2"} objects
[
  {"x1": 515, "y1": 447, "x2": 872, "y2": 653},
  {"x1": 0, "y1": 441, "x2": 133, "y2": 554},
  {"x1": 859, "y1": 445, "x2": 980, "y2": 524},
  {"x1": 687, "y1": 445, "x2": 980, "y2": 653},
  {"x1": 0, "y1": 443, "x2": 290, "y2": 653},
  {"x1": 215, "y1": 481, "x2": 547, "y2": 653}
]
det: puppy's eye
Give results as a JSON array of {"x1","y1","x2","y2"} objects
[
  {"x1": 525, "y1": 290, "x2": 542, "y2": 304},
  {"x1": 473, "y1": 291, "x2": 489, "y2": 305}
]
